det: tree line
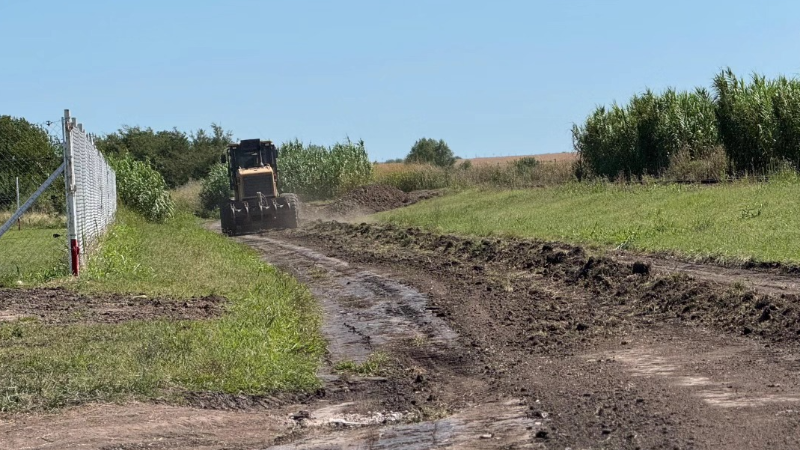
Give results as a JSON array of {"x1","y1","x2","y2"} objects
[
  {"x1": 0, "y1": 116, "x2": 63, "y2": 212},
  {"x1": 95, "y1": 124, "x2": 233, "y2": 188}
]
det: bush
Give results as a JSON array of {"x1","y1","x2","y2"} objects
[
  {"x1": 277, "y1": 138, "x2": 373, "y2": 200},
  {"x1": 374, "y1": 163, "x2": 451, "y2": 192},
  {"x1": 513, "y1": 157, "x2": 539, "y2": 174},
  {"x1": 405, "y1": 138, "x2": 456, "y2": 167},
  {"x1": 110, "y1": 154, "x2": 174, "y2": 222},
  {"x1": 199, "y1": 163, "x2": 231, "y2": 215},
  {"x1": 663, "y1": 146, "x2": 729, "y2": 183}
]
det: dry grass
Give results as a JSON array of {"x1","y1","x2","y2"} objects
[
  {"x1": 375, "y1": 153, "x2": 578, "y2": 174},
  {"x1": 0, "y1": 211, "x2": 65, "y2": 229},
  {"x1": 171, "y1": 180, "x2": 203, "y2": 214},
  {"x1": 373, "y1": 160, "x2": 576, "y2": 192},
  {"x1": 465, "y1": 152, "x2": 578, "y2": 166}
]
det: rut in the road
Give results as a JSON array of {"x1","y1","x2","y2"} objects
[
  {"x1": 235, "y1": 233, "x2": 541, "y2": 449},
  {"x1": 268, "y1": 221, "x2": 800, "y2": 450}
]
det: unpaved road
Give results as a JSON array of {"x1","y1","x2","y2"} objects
[
  {"x1": 261, "y1": 221, "x2": 800, "y2": 449},
  {"x1": 4, "y1": 220, "x2": 800, "y2": 449}
]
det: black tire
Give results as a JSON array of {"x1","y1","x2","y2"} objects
[
  {"x1": 220, "y1": 201, "x2": 236, "y2": 236},
  {"x1": 279, "y1": 193, "x2": 300, "y2": 229}
]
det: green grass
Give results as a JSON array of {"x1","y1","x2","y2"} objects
[
  {"x1": 0, "y1": 227, "x2": 68, "y2": 287},
  {"x1": 375, "y1": 176, "x2": 800, "y2": 264},
  {"x1": 333, "y1": 352, "x2": 388, "y2": 376},
  {"x1": 0, "y1": 208, "x2": 324, "y2": 412}
]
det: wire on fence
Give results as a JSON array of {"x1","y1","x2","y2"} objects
[
  {"x1": 0, "y1": 111, "x2": 117, "y2": 286},
  {"x1": 64, "y1": 112, "x2": 117, "y2": 272},
  {"x1": 0, "y1": 118, "x2": 68, "y2": 285}
]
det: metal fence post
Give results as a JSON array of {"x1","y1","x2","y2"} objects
[
  {"x1": 15, "y1": 177, "x2": 20, "y2": 231},
  {"x1": 63, "y1": 109, "x2": 80, "y2": 276}
]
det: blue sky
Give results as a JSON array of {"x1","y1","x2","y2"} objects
[{"x1": 2, "y1": 1, "x2": 799, "y2": 162}]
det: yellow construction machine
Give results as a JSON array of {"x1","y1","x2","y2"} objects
[{"x1": 219, "y1": 139, "x2": 299, "y2": 236}]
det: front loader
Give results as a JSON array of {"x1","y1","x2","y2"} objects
[{"x1": 219, "y1": 139, "x2": 299, "y2": 236}]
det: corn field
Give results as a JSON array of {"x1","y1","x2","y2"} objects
[
  {"x1": 278, "y1": 138, "x2": 373, "y2": 200},
  {"x1": 573, "y1": 68, "x2": 800, "y2": 179}
]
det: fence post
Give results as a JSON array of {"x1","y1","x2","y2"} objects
[
  {"x1": 15, "y1": 177, "x2": 20, "y2": 231},
  {"x1": 63, "y1": 109, "x2": 80, "y2": 276}
]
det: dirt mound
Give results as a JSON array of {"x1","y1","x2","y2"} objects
[
  {"x1": 0, "y1": 287, "x2": 225, "y2": 324},
  {"x1": 295, "y1": 221, "x2": 800, "y2": 349},
  {"x1": 299, "y1": 185, "x2": 444, "y2": 223},
  {"x1": 326, "y1": 184, "x2": 410, "y2": 215}
]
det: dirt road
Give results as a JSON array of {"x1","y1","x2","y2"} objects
[
  {"x1": 4, "y1": 219, "x2": 800, "y2": 449},
  {"x1": 256, "y1": 221, "x2": 800, "y2": 449}
]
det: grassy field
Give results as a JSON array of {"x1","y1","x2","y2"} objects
[
  {"x1": 0, "y1": 209, "x2": 324, "y2": 412},
  {"x1": 376, "y1": 175, "x2": 800, "y2": 264},
  {"x1": 0, "y1": 227, "x2": 68, "y2": 287}
]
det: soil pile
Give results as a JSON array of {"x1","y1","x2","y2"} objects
[
  {"x1": 295, "y1": 221, "x2": 800, "y2": 349},
  {"x1": 326, "y1": 184, "x2": 410, "y2": 215},
  {"x1": 0, "y1": 287, "x2": 224, "y2": 324}
]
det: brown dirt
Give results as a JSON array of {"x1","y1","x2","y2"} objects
[
  {"x1": 6, "y1": 219, "x2": 800, "y2": 448},
  {"x1": 303, "y1": 185, "x2": 443, "y2": 221},
  {"x1": 327, "y1": 184, "x2": 411, "y2": 214},
  {"x1": 0, "y1": 287, "x2": 224, "y2": 324},
  {"x1": 265, "y1": 221, "x2": 800, "y2": 449}
]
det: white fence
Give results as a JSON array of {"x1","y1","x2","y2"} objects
[{"x1": 64, "y1": 110, "x2": 117, "y2": 274}]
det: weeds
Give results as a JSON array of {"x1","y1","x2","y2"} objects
[{"x1": 334, "y1": 352, "x2": 389, "y2": 376}]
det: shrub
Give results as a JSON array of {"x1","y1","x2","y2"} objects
[
  {"x1": 277, "y1": 138, "x2": 373, "y2": 200},
  {"x1": 199, "y1": 163, "x2": 231, "y2": 215},
  {"x1": 513, "y1": 157, "x2": 539, "y2": 173},
  {"x1": 663, "y1": 146, "x2": 729, "y2": 183},
  {"x1": 110, "y1": 154, "x2": 174, "y2": 222},
  {"x1": 375, "y1": 160, "x2": 576, "y2": 192},
  {"x1": 374, "y1": 163, "x2": 451, "y2": 192},
  {"x1": 405, "y1": 138, "x2": 456, "y2": 167}
]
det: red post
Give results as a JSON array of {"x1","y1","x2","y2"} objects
[
  {"x1": 70, "y1": 239, "x2": 80, "y2": 276},
  {"x1": 64, "y1": 109, "x2": 81, "y2": 276}
]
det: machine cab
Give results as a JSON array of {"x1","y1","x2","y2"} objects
[{"x1": 225, "y1": 139, "x2": 279, "y2": 201}]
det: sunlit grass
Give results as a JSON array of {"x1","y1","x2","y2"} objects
[
  {"x1": 0, "y1": 208, "x2": 324, "y2": 412},
  {"x1": 0, "y1": 227, "x2": 67, "y2": 287},
  {"x1": 377, "y1": 177, "x2": 800, "y2": 264}
]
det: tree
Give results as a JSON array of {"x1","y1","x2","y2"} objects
[
  {"x1": 405, "y1": 138, "x2": 456, "y2": 167},
  {"x1": 95, "y1": 123, "x2": 233, "y2": 188},
  {"x1": 0, "y1": 116, "x2": 62, "y2": 210}
]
